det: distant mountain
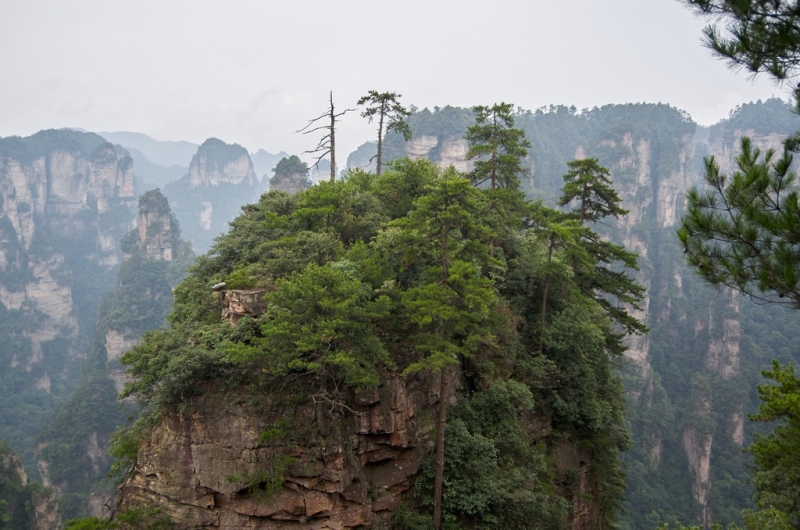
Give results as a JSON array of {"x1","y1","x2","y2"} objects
[
  {"x1": 250, "y1": 148, "x2": 290, "y2": 182},
  {"x1": 99, "y1": 131, "x2": 198, "y2": 167},
  {"x1": 164, "y1": 138, "x2": 262, "y2": 253},
  {"x1": 123, "y1": 147, "x2": 187, "y2": 191}
]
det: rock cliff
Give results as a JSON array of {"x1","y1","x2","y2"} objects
[
  {"x1": 1, "y1": 442, "x2": 61, "y2": 530},
  {"x1": 115, "y1": 375, "x2": 436, "y2": 529},
  {"x1": 165, "y1": 139, "x2": 262, "y2": 254},
  {"x1": 0, "y1": 130, "x2": 136, "y2": 476}
]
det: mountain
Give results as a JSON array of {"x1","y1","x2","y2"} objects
[
  {"x1": 250, "y1": 148, "x2": 290, "y2": 183},
  {"x1": 163, "y1": 138, "x2": 263, "y2": 254},
  {"x1": 373, "y1": 100, "x2": 800, "y2": 528},
  {"x1": 34, "y1": 189, "x2": 192, "y2": 521},
  {"x1": 0, "y1": 129, "x2": 136, "y2": 474},
  {"x1": 99, "y1": 131, "x2": 198, "y2": 168},
  {"x1": 124, "y1": 147, "x2": 188, "y2": 192}
]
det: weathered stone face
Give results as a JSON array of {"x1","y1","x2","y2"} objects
[
  {"x1": 220, "y1": 289, "x2": 267, "y2": 325},
  {"x1": 115, "y1": 374, "x2": 438, "y2": 529}
]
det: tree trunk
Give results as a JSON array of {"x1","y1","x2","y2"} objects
[
  {"x1": 539, "y1": 233, "x2": 554, "y2": 355},
  {"x1": 329, "y1": 92, "x2": 336, "y2": 182},
  {"x1": 376, "y1": 107, "x2": 385, "y2": 176},
  {"x1": 433, "y1": 365, "x2": 448, "y2": 530}
]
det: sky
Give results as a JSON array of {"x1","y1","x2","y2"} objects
[{"x1": 0, "y1": 0, "x2": 788, "y2": 162}]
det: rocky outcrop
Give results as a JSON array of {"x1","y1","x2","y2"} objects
[
  {"x1": 1, "y1": 446, "x2": 62, "y2": 530},
  {"x1": 129, "y1": 189, "x2": 181, "y2": 261},
  {"x1": 165, "y1": 139, "x2": 261, "y2": 254},
  {"x1": 269, "y1": 171, "x2": 311, "y2": 195},
  {"x1": 188, "y1": 139, "x2": 257, "y2": 188},
  {"x1": 115, "y1": 374, "x2": 438, "y2": 529},
  {"x1": 403, "y1": 135, "x2": 473, "y2": 173},
  {"x1": 221, "y1": 289, "x2": 267, "y2": 325}
]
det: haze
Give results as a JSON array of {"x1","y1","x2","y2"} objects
[{"x1": 0, "y1": 0, "x2": 786, "y2": 161}]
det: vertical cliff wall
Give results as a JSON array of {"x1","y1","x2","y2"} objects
[
  {"x1": 0, "y1": 130, "x2": 136, "y2": 474},
  {"x1": 35, "y1": 187, "x2": 192, "y2": 521}
]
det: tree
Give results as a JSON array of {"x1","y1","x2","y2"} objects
[
  {"x1": 677, "y1": 139, "x2": 800, "y2": 307},
  {"x1": 681, "y1": 1, "x2": 800, "y2": 82},
  {"x1": 356, "y1": 91, "x2": 412, "y2": 176},
  {"x1": 679, "y1": 3, "x2": 800, "y2": 525},
  {"x1": 552, "y1": 159, "x2": 646, "y2": 340},
  {"x1": 559, "y1": 158, "x2": 628, "y2": 225},
  {"x1": 298, "y1": 91, "x2": 354, "y2": 181},
  {"x1": 681, "y1": 0, "x2": 800, "y2": 148},
  {"x1": 749, "y1": 361, "x2": 800, "y2": 526},
  {"x1": 386, "y1": 169, "x2": 498, "y2": 530},
  {"x1": 465, "y1": 103, "x2": 532, "y2": 256},
  {"x1": 465, "y1": 103, "x2": 531, "y2": 192}
]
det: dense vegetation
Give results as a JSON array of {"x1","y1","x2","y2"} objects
[{"x1": 116, "y1": 141, "x2": 641, "y2": 527}]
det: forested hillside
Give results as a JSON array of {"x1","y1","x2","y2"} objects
[
  {"x1": 376, "y1": 100, "x2": 800, "y2": 528},
  {"x1": 2, "y1": 99, "x2": 799, "y2": 529},
  {"x1": 112, "y1": 150, "x2": 638, "y2": 528}
]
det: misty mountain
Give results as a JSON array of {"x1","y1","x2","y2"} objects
[
  {"x1": 250, "y1": 147, "x2": 290, "y2": 182},
  {"x1": 99, "y1": 131, "x2": 198, "y2": 167}
]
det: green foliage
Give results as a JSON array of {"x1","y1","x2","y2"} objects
[
  {"x1": 249, "y1": 262, "x2": 392, "y2": 387},
  {"x1": 65, "y1": 517, "x2": 117, "y2": 529},
  {"x1": 405, "y1": 381, "x2": 568, "y2": 529},
  {"x1": 117, "y1": 157, "x2": 638, "y2": 529},
  {"x1": 466, "y1": 102, "x2": 531, "y2": 191},
  {"x1": 678, "y1": 137, "x2": 800, "y2": 307},
  {"x1": 559, "y1": 158, "x2": 628, "y2": 224},
  {"x1": 0, "y1": 441, "x2": 36, "y2": 529},
  {"x1": 682, "y1": 1, "x2": 800, "y2": 82},
  {"x1": 748, "y1": 361, "x2": 800, "y2": 525},
  {"x1": 357, "y1": 91, "x2": 412, "y2": 175},
  {"x1": 273, "y1": 155, "x2": 308, "y2": 177}
]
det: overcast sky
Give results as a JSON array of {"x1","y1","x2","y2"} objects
[{"x1": 0, "y1": 0, "x2": 787, "y2": 161}]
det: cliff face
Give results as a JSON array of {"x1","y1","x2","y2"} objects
[
  {"x1": 1, "y1": 443, "x2": 61, "y2": 530},
  {"x1": 165, "y1": 138, "x2": 262, "y2": 254},
  {"x1": 0, "y1": 130, "x2": 136, "y2": 476},
  {"x1": 402, "y1": 135, "x2": 472, "y2": 173},
  {"x1": 116, "y1": 375, "x2": 435, "y2": 529}
]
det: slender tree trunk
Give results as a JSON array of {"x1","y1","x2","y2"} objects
[
  {"x1": 579, "y1": 184, "x2": 587, "y2": 224},
  {"x1": 433, "y1": 225, "x2": 450, "y2": 530},
  {"x1": 433, "y1": 365, "x2": 448, "y2": 530},
  {"x1": 329, "y1": 92, "x2": 336, "y2": 182},
  {"x1": 376, "y1": 107, "x2": 385, "y2": 176},
  {"x1": 540, "y1": 233, "x2": 554, "y2": 355}
]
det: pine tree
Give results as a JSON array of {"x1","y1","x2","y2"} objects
[
  {"x1": 357, "y1": 91, "x2": 412, "y2": 176},
  {"x1": 556, "y1": 159, "x2": 646, "y2": 339},
  {"x1": 298, "y1": 92, "x2": 354, "y2": 181},
  {"x1": 388, "y1": 169, "x2": 499, "y2": 530}
]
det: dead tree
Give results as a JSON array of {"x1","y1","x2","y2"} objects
[{"x1": 297, "y1": 91, "x2": 354, "y2": 182}]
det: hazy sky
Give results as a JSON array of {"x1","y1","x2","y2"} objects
[{"x1": 0, "y1": 0, "x2": 787, "y2": 162}]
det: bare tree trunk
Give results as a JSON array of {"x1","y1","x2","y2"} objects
[
  {"x1": 376, "y1": 107, "x2": 385, "y2": 176},
  {"x1": 433, "y1": 365, "x2": 448, "y2": 530},
  {"x1": 329, "y1": 92, "x2": 336, "y2": 182}
]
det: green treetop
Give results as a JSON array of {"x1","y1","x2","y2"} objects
[
  {"x1": 273, "y1": 155, "x2": 309, "y2": 177},
  {"x1": 559, "y1": 158, "x2": 628, "y2": 225},
  {"x1": 465, "y1": 103, "x2": 531, "y2": 192}
]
